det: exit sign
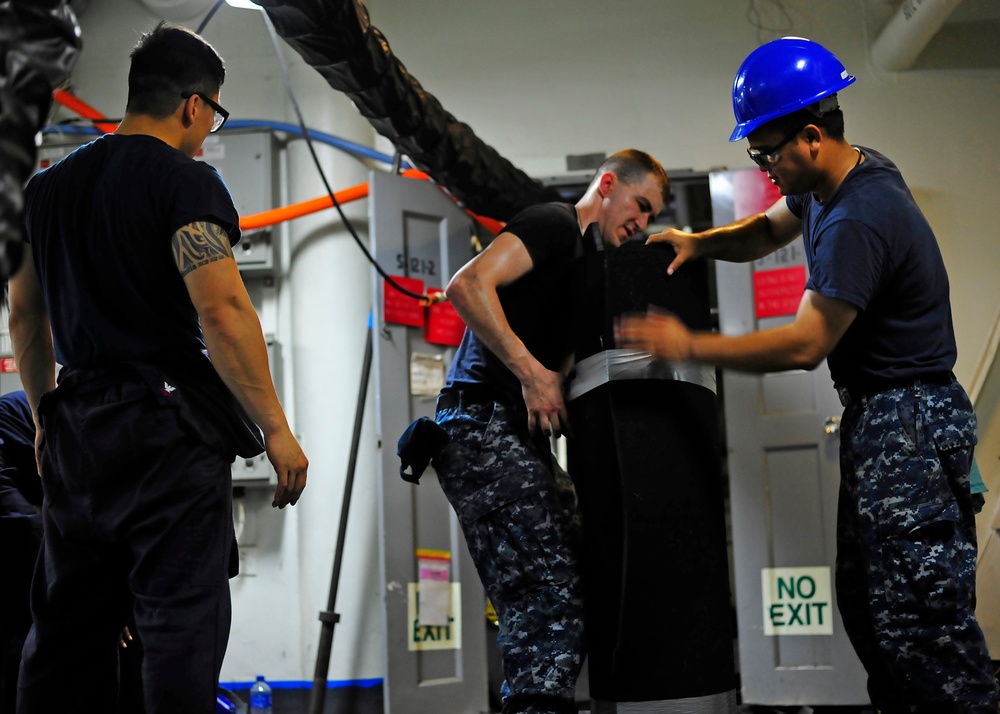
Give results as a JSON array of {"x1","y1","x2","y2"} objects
[{"x1": 761, "y1": 566, "x2": 834, "y2": 636}]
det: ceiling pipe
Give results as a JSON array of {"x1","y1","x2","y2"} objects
[{"x1": 870, "y1": 0, "x2": 965, "y2": 71}]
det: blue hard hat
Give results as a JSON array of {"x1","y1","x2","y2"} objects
[{"x1": 729, "y1": 37, "x2": 856, "y2": 142}]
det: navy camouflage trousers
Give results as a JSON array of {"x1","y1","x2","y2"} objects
[
  {"x1": 837, "y1": 378, "x2": 998, "y2": 712},
  {"x1": 434, "y1": 400, "x2": 585, "y2": 714}
]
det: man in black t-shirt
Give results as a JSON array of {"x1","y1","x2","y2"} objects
[
  {"x1": 9, "y1": 23, "x2": 308, "y2": 714},
  {"x1": 433, "y1": 150, "x2": 669, "y2": 714}
]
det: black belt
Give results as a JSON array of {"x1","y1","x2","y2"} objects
[
  {"x1": 435, "y1": 386, "x2": 507, "y2": 413},
  {"x1": 835, "y1": 371, "x2": 954, "y2": 408}
]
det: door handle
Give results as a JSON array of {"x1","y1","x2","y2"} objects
[{"x1": 824, "y1": 416, "x2": 840, "y2": 435}]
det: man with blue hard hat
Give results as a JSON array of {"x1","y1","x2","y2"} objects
[{"x1": 619, "y1": 37, "x2": 998, "y2": 712}]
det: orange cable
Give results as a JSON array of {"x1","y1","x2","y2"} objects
[
  {"x1": 53, "y1": 89, "x2": 118, "y2": 134},
  {"x1": 240, "y1": 168, "x2": 505, "y2": 236},
  {"x1": 241, "y1": 182, "x2": 369, "y2": 230}
]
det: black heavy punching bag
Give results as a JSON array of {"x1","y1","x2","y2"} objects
[{"x1": 567, "y1": 240, "x2": 737, "y2": 712}]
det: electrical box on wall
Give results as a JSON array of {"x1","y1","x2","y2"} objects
[
  {"x1": 197, "y1": 129, "x2": 281, "y2": 276},
  {"x1": 233, "y1": 229, "x2": 275, "y2": 272}
]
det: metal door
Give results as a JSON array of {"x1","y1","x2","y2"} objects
[
  {"x1": 369, "y1": 171, "x2": 489, "y2": 714},
  {"x1": 712, "y1": 169, "x2": 869, "y2": 706}
]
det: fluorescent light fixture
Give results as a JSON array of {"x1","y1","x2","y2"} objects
[{"x1": 225, "y1": 0, "x2": 262, "y2": 9}]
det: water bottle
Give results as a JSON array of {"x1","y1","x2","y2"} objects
[{"x1": 249, "y1": 675, "x2": 273, "y2": 713}]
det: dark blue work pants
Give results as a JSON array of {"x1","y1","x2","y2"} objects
[
  {"x1": 837, "y1": 379, "x2": 998, "y2": 712},
  {"x1": 434, "y1": 401, "x2": 585, "y2": 714},
  {"x1": 16, "y1": 377, "x2": 234, "y2": 714}
]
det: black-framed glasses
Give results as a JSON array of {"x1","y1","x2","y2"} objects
[
  {"x1": 181, "y1": 91, "x2": 229, "y2": 133},
  {"x1": 746, "y1": 128, "x2": 802, "y2": 169}
]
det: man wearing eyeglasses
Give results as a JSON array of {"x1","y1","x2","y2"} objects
[
  {"x1": 8, "y1": 21, "x2": 307, "y2": 714},
  {"x1": 618, "y1": 37, "x2": 997, "y2": 713}
]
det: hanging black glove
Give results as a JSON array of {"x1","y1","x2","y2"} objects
[{"x1": 396, "y1": 417, "x2": 450, "y2": 484}]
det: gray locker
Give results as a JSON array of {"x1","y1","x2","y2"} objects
[{"x1": 369, "y1": 171, "x2": 490, "y2": 714}]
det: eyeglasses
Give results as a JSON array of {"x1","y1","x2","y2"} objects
[
  {"x1": 181, "y1": 91, "x2": 229, "y2": 133},
  {"x1": 746, "y1": 128, "x2": 802, "y2": 169}
]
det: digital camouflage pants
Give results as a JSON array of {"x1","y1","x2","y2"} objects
[
  {"x1": 837, "y1": 378, "x2": 998, "y2": 713},
  {"x1": 435, "y1": 400, "x2": 585, "y2": 714}
]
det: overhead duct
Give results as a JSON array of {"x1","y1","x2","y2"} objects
[
  {"x1": 871, "y1": 0, "x2": 965, "y2": 71},
  {"x1": 254, "y1": 0, "x2": 558, "y2": 222}
]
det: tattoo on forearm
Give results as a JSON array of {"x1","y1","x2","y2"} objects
[{"x1": 172, "y1": 222, "x2": 233, "y2": 276}]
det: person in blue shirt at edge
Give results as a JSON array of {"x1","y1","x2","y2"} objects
[
  {"x1": 8, "y1": 22, "x2": 308, "y2": 714},
  {"x1": 618, "y1": 37, "x2": 998, "y2": 713},
  {"x1": 431, "y1": 150, "x2": 669, "y2": 714},
  {"x1": 0, "y1": 386, "x2": 147, "y2": 713},
  {"x1": 0, "y1": 390, "x2": 43, "y2": 714}
]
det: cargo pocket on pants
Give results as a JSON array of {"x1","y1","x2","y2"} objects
[
  {"x1": 459, "y1": 483, "x2": 572, "y2": 605},
  {"x1": 878, "y1": 499, "x2": 965, "y2": 615}
]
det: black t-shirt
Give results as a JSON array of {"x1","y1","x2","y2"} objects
[
  {"x1": 786, "y1": 146, "x2": 956, "y2": 386},
  {"x1": 445, "y1": 202, "x2": 586, "y2": 409},
  {"x1": 23, "y1": 134, "x2": 262, "y2": 457},
  {"x1": 24, "y1": 134, "x2": 241, "y2": 368}
]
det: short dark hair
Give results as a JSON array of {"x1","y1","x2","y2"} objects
[
  {"x1": 595, "y1": 149, "x2": 671, "y2": 206},
  {"x1": 126, "y1": 21, "x2": 226, "y2": 119},
  {"x1": 766, "y1": 95, "x2": 846, "y2": 141}
]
